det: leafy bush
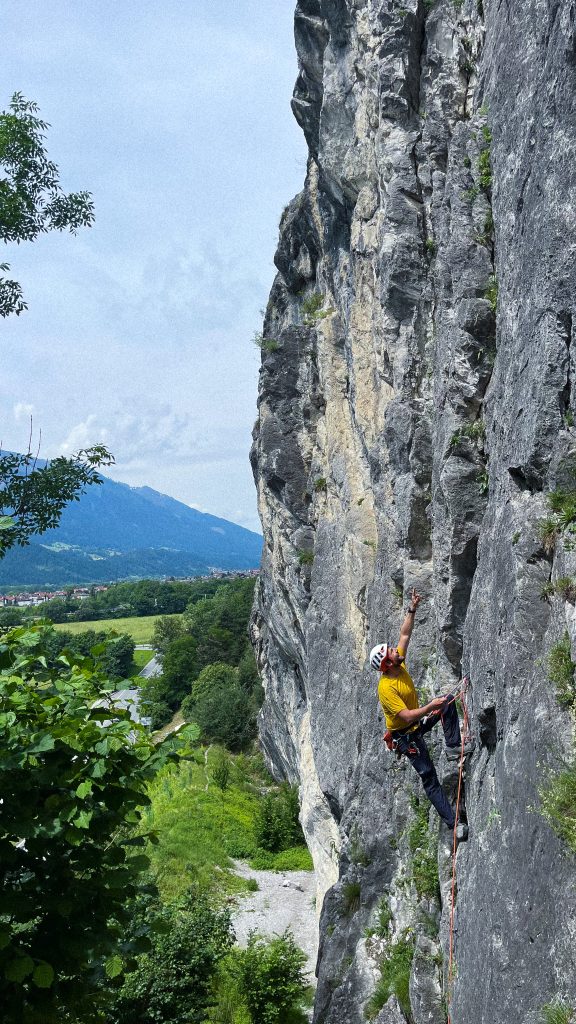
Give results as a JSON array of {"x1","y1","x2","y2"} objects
[
  {"x1": 212, "y1": 747, "x2": 232, "y2": 793},
  {"x1": 106, "y1": 889, "x2": 233, "y2": 1024},
  {"x1": 485, "y1": 274, "x2": 498, "y2": 312},
  {"x1": 44, "y1": 627, "x2": 135, "y2": 678},
  {"x1": 254, "y1": 786, "x2": 304, "y2": 853},
  {"x1": 364, "y1": 934, "x2": 415, "y2": 1020},
  {"x1": 0, "y1": 624, "x2": 194, "y2": 1023},
  {"x1": 190, "y1": 662, "x2": 238, "y2": 704},
  {"x1": 182, "y1": 578, "x2": 256, "y2": 673},
  {"x1": 231, "y1": 931, "x2": 308, "y2": 1024},
  {"x1": 548, "y1": 633, "x2": 576, "y2": 709},
  {"x1": 297, "y1": 550, "x2": 314, "y2": 566},
  {"x1": 538, "y1": 488, "x2": 576, "y2": 553},
  {"x1": 301, "y1": 291, "x2": 332, "y2": 326}
]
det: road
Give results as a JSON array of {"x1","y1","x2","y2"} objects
[{"x1": 107, "y1": 649, "x2": 162, "y2": 725}]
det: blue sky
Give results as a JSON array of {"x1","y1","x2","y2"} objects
[{"x1": 1, "y1": 0, "x2": 306, "y2": 534}]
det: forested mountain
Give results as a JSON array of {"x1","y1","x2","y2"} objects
[{"x1": 0, "y1": 475, "x2": 262, "y2": 585}]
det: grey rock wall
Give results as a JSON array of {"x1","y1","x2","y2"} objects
[{"x1": 251, "y1": 1, "x2": 576, "y2": 1022}]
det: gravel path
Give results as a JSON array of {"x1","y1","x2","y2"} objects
[{"x1": 230, "y1": 860, "x2": 319, "y2": 980}]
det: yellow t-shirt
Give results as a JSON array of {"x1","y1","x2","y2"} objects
[{"x1": 377, "y1": 647, "x2": 419, "y2": 732}]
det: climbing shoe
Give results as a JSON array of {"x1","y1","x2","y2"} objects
[
  {"x1": 445, "y1": 741, "x2": 474, "y2": 762},
  {"x1": 455, "y1": 823, "x2": 469, "y2": 843}
]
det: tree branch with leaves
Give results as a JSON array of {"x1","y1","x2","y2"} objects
[{"x1": 0, "y1": 92, "x2": 94, "y2": 317}]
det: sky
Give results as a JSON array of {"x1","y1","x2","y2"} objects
[{"x1": 0, "y1": 0, "x2": 307, "y2": 534}]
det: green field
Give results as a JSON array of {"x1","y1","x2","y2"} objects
[{"x1": 53, "y1": 613, "x2": 181, "y2": 644}]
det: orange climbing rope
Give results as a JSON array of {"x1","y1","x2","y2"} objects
[{"x1": 446, "y1": 676, "x2": 471, "y2": 1024}]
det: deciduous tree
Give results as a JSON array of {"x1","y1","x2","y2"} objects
[{"x1": 0, "y1": 92, "x2": 94, "y2": 317}]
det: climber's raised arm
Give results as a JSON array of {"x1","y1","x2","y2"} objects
[{"x1": 398, "y1": 588, "x2": 421, "y2": 654}]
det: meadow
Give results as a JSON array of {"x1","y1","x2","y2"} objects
[
  {"x1": 144, "y1": 748, "x2": 313, "y2": 901},
  {"x1": 53, "y1": 612, "x2": 181, "y2": 644}
]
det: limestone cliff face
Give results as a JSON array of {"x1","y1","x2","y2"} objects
[{"x1": 250, "y1": 1, "x2": 576, "y2": 1022}]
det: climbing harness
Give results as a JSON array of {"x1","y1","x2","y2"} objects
[
  {"x1": 446, "y1": 675, "x2": 471, "y2": 1024},
  {"x1": 382, "y1": 687, "x2": 466, "y2": 760},
  {"x1": 383, "y1": 729, "x2": 418, "y2": 758}
]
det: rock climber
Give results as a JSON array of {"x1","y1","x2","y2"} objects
[{"x1": 370, "y1": 588, "x2": 470, "y2": 841}]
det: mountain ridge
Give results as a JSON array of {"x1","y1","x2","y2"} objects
[{"x1": 0, "y1": 474, "x2": 262, "y2": 586}]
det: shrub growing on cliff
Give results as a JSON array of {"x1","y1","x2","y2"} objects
[{"x1": 538, "y1": 487, "x2": 576, "y2": 554}]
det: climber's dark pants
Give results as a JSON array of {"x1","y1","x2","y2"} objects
[{"x1": 394, "y1": 694, "x2": 461, "y2": 828}]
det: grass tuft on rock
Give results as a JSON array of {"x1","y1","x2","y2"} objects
[
  {"x1": 541, "y1": 999, "x2": 575, "y2": 1024},
  {"x1": 540, "y1": 759, "x2": 576, "y2": 854},
  {"x1": 364, "y1": 934, "x2": 415, "y2": 1020},
  {"x1": 548, "y1": 632, "x2": 576, "y2": 709}
]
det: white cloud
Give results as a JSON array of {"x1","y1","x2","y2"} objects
[
  {"x1": 13, "y1": 402, "x2": 35, "y2": 423},
  {"x1": 59, "y1": 404, "x2": 200, "y2": 465}
]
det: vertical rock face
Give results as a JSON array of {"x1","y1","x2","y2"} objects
[{"x1": 251, "y1": 1, "x2": 576, "y2": 1022}]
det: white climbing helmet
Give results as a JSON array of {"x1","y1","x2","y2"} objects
[{"x1": 369, "y1": 643, "x2": 389, "y2": 671}]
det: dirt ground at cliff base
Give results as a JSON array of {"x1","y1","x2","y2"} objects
[{"x1": 230, "y1": 860, "x2": 319, "y2": 981}]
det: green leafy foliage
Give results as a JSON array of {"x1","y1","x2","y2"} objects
[
  {"x1": 0, "y1": 624, "x2": 195, "y2": 1022},
  {"x1": 212, "y1": 748, "x2": 232, "y2": 792},
  {"x1": 191, "y1": 681, "x2": 256, "y2": 752},
  {"x1": 0, "y1": 92, "x2": 94, "y2": 316},
  {"x1": 44, "y1": 627, "x2": 135, "y2": 679},
  {"x1": 254, "y1": 785, "x2": 304, "y2": 853},
  {"x1": 151, "y1": 614, "x2": 185, "y2": 652},
  {"x1": 449, "y1": 420, "x2": 485, "y2": 451},
  {"x1": 478, "y1": 125, "x2": 492, "y2": 191},
  {"x1": 297, "y1": 550, "x2": 314, "y2": 566},
  {"x1": 106, "y1": 889, "x2": 233, "y2": 1024},
  {"x1": 541, "y1": 578, "x2": 576, "y2": 604},
  {"x1": 158, "y1": 635, "x2": 199, "y2": 709},
  {"x1": 230, "y1": 931, "x2": 309, "y2": 1024},
  {"x1": 301, "y1": 292, "x2": 325, "y2": 325},
  {"x1": 182, "y1": 577, "x2": 256, "y2": 670},
  {"x1": 32, "y1": 578, "x2": 226, "y2": 627},
  {"x1": 548, "y1": 632, "x2": 576, "y2": 709},
  {"x1": 254, "y1": 332, "x2": 279, "y2": 354},
  {"x1": 0, "y1": 447, "x2": 114, "y2": 556},
  {"x1": 364, "y1": 934, "x2": 415, "y2": 1020}
]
